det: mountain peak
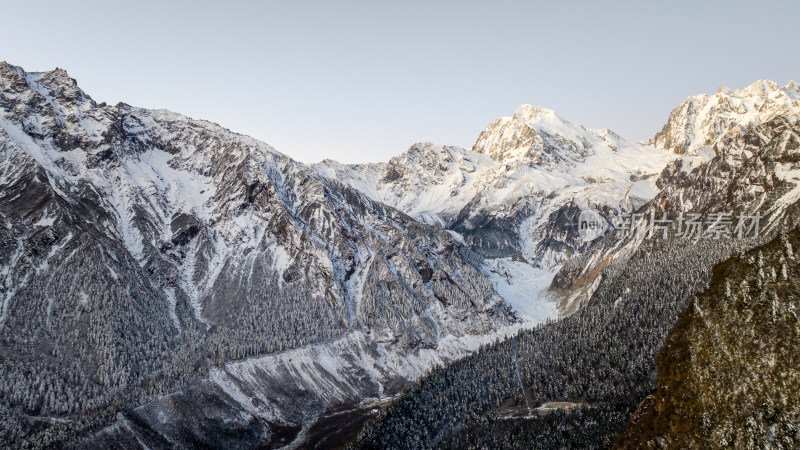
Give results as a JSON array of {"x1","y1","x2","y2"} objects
[
  {"x1": 0, "y1": 63, "x2": 85, "y2": 102},
  {"x1": 0, "y1": 63, "x2": 74, "y2": 83},
  {"x1": 743, "y1": 79, "x2": 780, "y2": 96},
  {"x1": 512, "y1": 104, "x2": 561, "y2": 123},
  {"x1": 472, "y1": 105, "x2": 600, "y2": 166},
  {"x1": 713, "y1": 79, "x2": 782, "y2": 100},
  {"x1": 36, "y1": 66, "x2": 80, "y2": 89},
  {"x1": 0, "y1": 61, "x2": 24, "y2": 77},
  {"x1": 652, "y1": 79, "x2": 800, "y2": 155}
]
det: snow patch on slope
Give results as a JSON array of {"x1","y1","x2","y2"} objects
[
  {"x1": 483, "y1": 258, "x2": 559, "y2": 323},
  {"x1": 769, "y1": 163, "x2": 800, "y2": 216}
]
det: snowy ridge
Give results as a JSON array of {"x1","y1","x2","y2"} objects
[
  {"x1": 651, "y1": 79, "x2": 800, "y2": 156},
  {"x1": 482, "y1": 258, "x2": 559, "y2": 322},
  {"x1": 316, "y1": 143, "x2": 497, "y2": 222}
]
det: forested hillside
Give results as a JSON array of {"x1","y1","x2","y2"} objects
[
  {"x1": 349, "y1": 236, "x2": 756, "y2": 448},
  {"x1": 350, "y1": 107, "x2": 800, "y2": 447},
  {"x1": 617, "y1": 229, "x2": 800, "y2": 449}
]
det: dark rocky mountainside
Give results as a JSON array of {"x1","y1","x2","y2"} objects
[
  {"x1": 0, "y1": 63, "x2": 515, "y2": 448},
  {"x1": 617, "y1": 229, "x2": 800, "y2": 449}
]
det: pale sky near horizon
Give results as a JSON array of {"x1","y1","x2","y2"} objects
[{"x1": 1, "y1": 1, "x2": 797, "y2": 163}]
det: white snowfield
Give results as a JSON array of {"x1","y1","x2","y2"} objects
[{"x1": 483, "y1": 257, "x2": 560, "y2": 322}]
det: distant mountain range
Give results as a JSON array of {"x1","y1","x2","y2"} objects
[{"x1": 0, "y1": 61, "x2": 797, "y2": 447}]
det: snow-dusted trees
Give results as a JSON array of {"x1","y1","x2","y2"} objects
[
  {"x1": 352, "y1": 235, "x2": 753, "y2": 449},
  {"x1": 619, "y1": 227, "x2": 800, "y2": 448}
]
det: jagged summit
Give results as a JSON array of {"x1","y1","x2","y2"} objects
[
  {"x1": 718, "y1": 78, "x2": 799, "y2": 97},
  {"x1": 0, "y1": 63, "x2": 78, "y2": 87},
  {"x1": 511, "y1": 104, "x2": 564, "y2": 124},
  {"x1": 0, "y1": 61, "x2": 20, "y2": 71},
  {"x1": 652, "y1": 79, "x2": 800, "y2": 155},
  {"x1": 0, "y1": 63, "x2": 284, "y2": 161},
  {"x1": 470, "y1": 104, "x2": 634, "y2": 168},
  {"x1": 473, "y1": 104, "x2": 567, "y2": 163}
]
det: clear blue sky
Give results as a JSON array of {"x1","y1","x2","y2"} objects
[{"x1": 1, "y1": 0, "x2": 797, "y2": 163}]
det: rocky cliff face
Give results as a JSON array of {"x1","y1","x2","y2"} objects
[{"x1": 0, "y1": 62, "x2": 516, "y2": 448}]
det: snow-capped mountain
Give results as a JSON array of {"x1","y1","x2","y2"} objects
[
  {"x1": 555, "y1": 80, "x2": 800, "y2": 310},
  {"x1": 317, "y1": 105, "x2": 677, "y2": 288},
  {"x1": 652, "y1": 80, "x2": 800, "y2": 159},
  {"x1": 0, "y1": 63, "x2": 522, "y2": 448},
  {"x1": 345, "y1": 82, "x2": 800, "y2": 450}
]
